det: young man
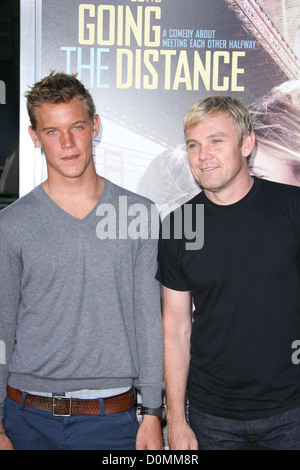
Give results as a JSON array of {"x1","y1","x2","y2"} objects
[
  {"x1": 0, "y1": 72, "x2": 164, "y2": 450},
  {"x1": 156, "y1": 96, "x2": 300, "y2": 450}
]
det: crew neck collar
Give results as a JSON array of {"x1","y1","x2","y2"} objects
[{"x1": 202, "y1": 176, "x2": 260, "y2": 209}]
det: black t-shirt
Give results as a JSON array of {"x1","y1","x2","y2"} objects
[{"x1": 156, "y1": 177, "x2": 300, "y2": 419}]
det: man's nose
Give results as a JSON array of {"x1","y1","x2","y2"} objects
[
  {"x1": 61, "y1": 131, "x2": 74, "y2": 148},
  {"x1": 197, "y1": 144, "x2": 212, "y2": 160}
]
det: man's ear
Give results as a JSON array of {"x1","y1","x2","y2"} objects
[
  {"x1": 28, "y1": 125, "x2": 42, "y2": 148},
  {"x1": 242, "y1": 131, "x2": 255, "y2": 158},
  {"x1": 92, "y1": 114, "x2": 101, "y2": 139}
]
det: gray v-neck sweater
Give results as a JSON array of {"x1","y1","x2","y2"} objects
[{"x1": 0, "y1": 179, "x2": 163, "y2": 419}]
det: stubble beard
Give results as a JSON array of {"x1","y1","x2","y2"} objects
[{"x1": 192, "y1": 160, "x2": 244, "y2": 195}]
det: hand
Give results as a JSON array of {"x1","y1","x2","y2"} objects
[
  {"x1": 167, "y1": 418, "x2": 198, "y2": 450},
  {"x1": 135, "y1": 415, "x2": 164, "y2": 450},
  {"x1": 0, "y1": 432, "x2": 14, "y2": 450}
]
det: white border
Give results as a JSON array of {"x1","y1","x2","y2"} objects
[{"x1": 19, "y1": 0, "x2": 46, "y2": 197}]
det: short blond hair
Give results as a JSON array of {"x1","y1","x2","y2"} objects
[{"x1": 184, "y1": 95, "x2": 253, "y2": 146}]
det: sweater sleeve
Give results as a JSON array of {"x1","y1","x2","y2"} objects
[
  {"x1": 0, "y1": 229, "x2": 21, "y2": 420},
  {"x1": 133, "y1": 212, "x2": 164, "y2": 408}
]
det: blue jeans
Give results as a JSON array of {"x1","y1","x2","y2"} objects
[
  {"x1": 189, "y1": 405, "x2": 300, "y2": 450},
  {"x1": 3, "y1": 394, "x2": 139, "y2": 450}
]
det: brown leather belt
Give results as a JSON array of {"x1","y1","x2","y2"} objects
[{"x1": 7, "y1": 386, "x2": 134, "y2": 416}]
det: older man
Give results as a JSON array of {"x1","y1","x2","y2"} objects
[{"x1": 157, "y1": 96, "x2": 300, "y2": 450}]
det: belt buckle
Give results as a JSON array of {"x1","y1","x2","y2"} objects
[{"x1": 52, "y1": 396, "x2": 72, "y2": 416}]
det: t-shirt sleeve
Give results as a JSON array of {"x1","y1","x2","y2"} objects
[{"x1": 155, "y1": 212, "x2": 191, "y2": 291}]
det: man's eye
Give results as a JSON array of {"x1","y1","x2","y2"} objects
[{"x1": 187, "y1": 143, "x2": 199, "y2": 151}]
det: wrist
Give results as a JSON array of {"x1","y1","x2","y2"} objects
[
  {"x1": 166, "y1": 408, "x2": 187, "y2": 424},
  {"x1": 140, "y1": 405, "x2": 166, "y2": 420}
]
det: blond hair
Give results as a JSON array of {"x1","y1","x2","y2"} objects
[
  {"x1": 249, "y1": 81, "x2": 300, "y2": 164},
  {"x1": 184, "y1": 95, "x2": 253, "y2": 146}
]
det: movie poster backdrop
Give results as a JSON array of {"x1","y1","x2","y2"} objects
[{"x1": 20, "y1": 0, "x2": 300, "y2": 201}]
